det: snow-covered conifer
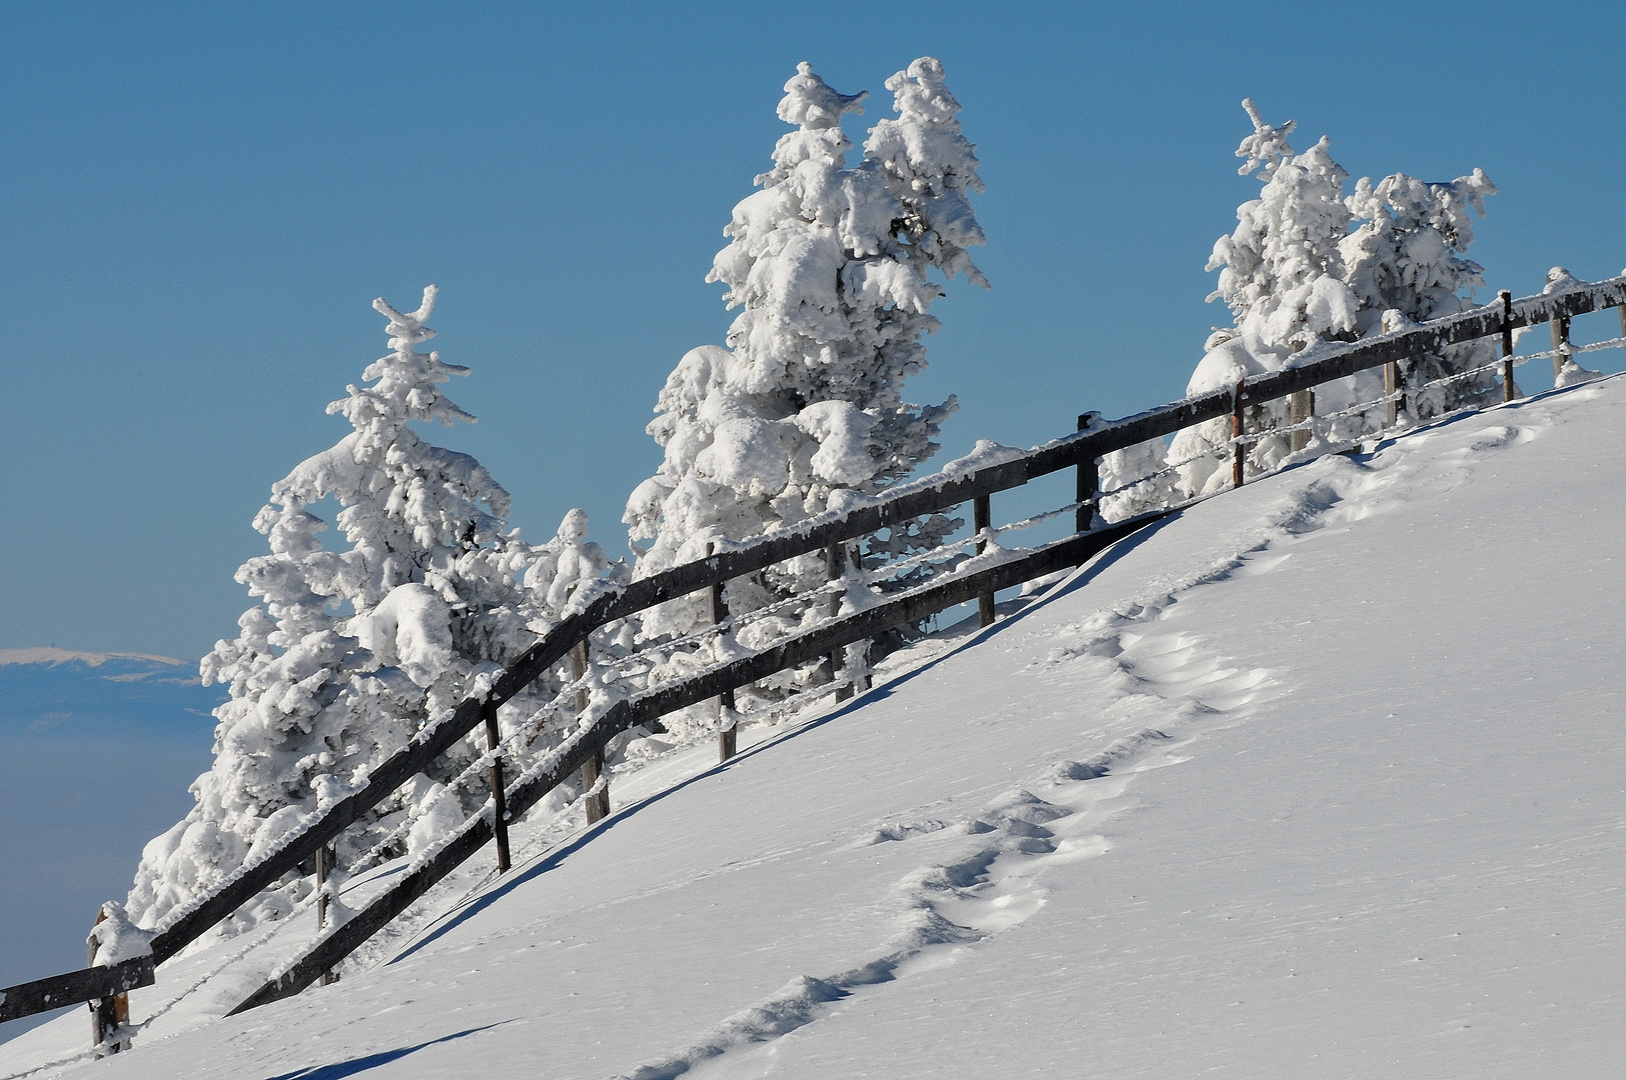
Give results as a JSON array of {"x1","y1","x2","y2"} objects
[
  {"x1": 1207, "y1": 100, "x2": 1360, "y2": 351},
  {"x1": 623, "y1": 59, "x2": 984, "y2": 718},
  {"x1": 1341, "y1": 169, "x2": 1497, "y2": 414},
  {"x1": 1160, "y1": 102, "x2": 1358, "y2": 497},
  {"x1": 128, "y1": 289, "x2": 609, "y2": 935},
  {"x1": 1098, "y1": 435, "x2": 1179, "y2": 523}
]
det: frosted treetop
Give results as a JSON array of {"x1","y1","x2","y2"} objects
[
  {"x1": 1235, "y1": 97, "x2": 1298, "y2": 179},
  {"x1": 777, "y1": 61, "x2": 867, "y2": 130}
]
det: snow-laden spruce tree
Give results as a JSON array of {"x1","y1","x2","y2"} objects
[
  {"x1": 1152, "y1": 101, "x2": 1361, "y2": 500},
  {"x1": 1205, "y1": 101, "x2": 1360, "y2": 350},
  {"x1": 622, "y1": 58, "x2": 984, "y2": 722},
  {"x1": 128, "y1": 288, "x2": 611, "y2": 935},
  {"x1": 1341, "y1": 168, "x2": 1499, "y2": 415}
]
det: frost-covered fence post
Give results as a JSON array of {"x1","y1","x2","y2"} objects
[
  {"x1": 1076, "y1": 412, "x2": 1101, "y2": 534},
  {"x1": 483, "y1": 702, "x2": 511, "y2": 872},
  {"x1": 315, "y1": 844, "x2": 333, "y2": 930},
  {"x1": 1500, "y1": 290, "x2": 1517, "y2": 403},
  {"x1": 315, "y1": 843, "x2": 337, "y2": 985},
  {"x1": 572, "y1": 641, "x2": 610, "y2": 823},
  {"x1": 1549, "y1": 309, "x2": 1572, "y2": 381},
  {"x1": 974, "y1": 496, "x2": 996, "y2": 627},
  {"x1": 86, "y1": 909, "x2": 129, "y2": 1056},
  {"x1": 1231, "y1": 379, "x2": 1247, "y2": 488},
  {"x1": 1288, "y1": 389, "x2": 1314, "y2": 452},
  {"x1": 825, "y1": 544, "x2": 856, "y2": 703},
  {"x1": 1383, "y1": 362, "x2": 1402, "y2": 428},
  {"x1": 1618, "y1": 298, "x2": 1626, "y2": 367},
  {"x1": 709, "y1": 543, "x2": 739, "y2": 761}
]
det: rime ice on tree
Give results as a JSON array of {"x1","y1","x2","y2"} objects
[
  {"x1": 128, "y1": 289, "x2": 612, "y2": 935},
  {"x1": 623, "y1": 58, "x2": 985, "y2": 725},
  {"x1": 1340, "y1": 168, "x2": 1499, "y2": 416}
]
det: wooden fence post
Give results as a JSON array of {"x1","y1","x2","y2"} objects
[
  {"x1": 1500, "y1": 290, "x2": 1517, "y2": 402},
  {"x1": 826, "y1": 543, "x2": 854, "y2": 703},
  {"x1": 86, "y1": 909, "x2": 129, "y2": 1056},
  {"x1": 1288, "y1": 389, "x2": 1314, "y2": 452},
  {"x1": 1550, "y1": 310, "x2": 1571, "y2": 381},
  {"x1": 1231, "y1": 378, "x2": 1246, "y2": 489},
  {"x1": 973, "y1": 495, "x2": 995, "y2": 627},
  {"x1": 1619, "y1": 301, "x2": 1626, "y2": 367},
  {"x1": 1618, "y1": 301, "x2": 1626, "y2": 367},
  {"x1": 1075, "y1": 411, "x2": 1100, "y2": 534},
  {"x1": 710, "y1": 543, "x2": 739, "y2": 759},
  {"x1": 483, "y1": 701, "x2": 510, "y2": 872},
  {"x1": 573, "y1": 639, "x2": 610, "y2": 823},
  {"x1": 1383, "y1": 361, "x2": 1402, "y2": 428},
  {"x1": 315, "y1": 843, "x2": 337, "y2": 985}
]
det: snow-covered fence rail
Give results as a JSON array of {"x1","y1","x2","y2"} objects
[
  {"x1": 226, "y1": 512, "x2": 1163, "y2": 1015},
  {"x1": 0, "y1": 958, "x2": 153, "y2": 1028},
  {"x1": 4, "y1": 271, "x2": 1624, "y2": 1046}
]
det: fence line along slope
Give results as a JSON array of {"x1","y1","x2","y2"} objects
[{"x1": 2, "y1": 269, "x2": 1622, "y2": 1054}]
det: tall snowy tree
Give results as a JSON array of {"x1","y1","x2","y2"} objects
[
  {"x1": 129, "y1": 288, "x2": 611, "y2": 935},
  {"x1": 622, "y1": 58, "x2": 985, "y2": 721},
  {"x1": 1207, "y1": 100, "x2": 1360, "y2": 351}
]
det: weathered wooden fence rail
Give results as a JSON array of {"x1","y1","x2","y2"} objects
[{"x1": 5, "y1": 271, "x2": 1623, "y2": 1051}]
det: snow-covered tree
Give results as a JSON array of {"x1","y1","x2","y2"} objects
[
  {"x1": 1207, "y1": 100, "x2": 1360, "y2": 351},
  {"x1": 1098, "y1": 435, "x2": 1179, "y2": 522},
  {"x1": 128, "y1": 288, "x2": 612, "y2": 935},
  {"x1": 1167, "y1": 101, "x2": 1360, "y2": 494},
  {"x1": 622, "y1": 58, "x2": 984, "y2": 720},
  {"x1": 1341, "y1": 168, "x2": 1498, "y2": 415}
]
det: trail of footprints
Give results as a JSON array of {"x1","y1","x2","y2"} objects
[
  {"x1": 622, "y1": 406, "x2": 1560, "y2": 1077},
  {"x1": 622, "y1": 601, "x2": 1277, "y2": 1079},
  {"x1": 620, "y1": 727, "x2": 1195, "y2": 1080}
]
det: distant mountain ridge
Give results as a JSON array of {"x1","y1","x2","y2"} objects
[
  {"x1": 0, "y1": 649, "x2": 224, "y2": 740},
  {"x1": 0, "y1": 647, "x2": 187, "y2": 667}
]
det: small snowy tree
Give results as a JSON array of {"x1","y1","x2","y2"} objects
[
  {"x1": 128, "y1": 288, "x2": 611, "y2": 935},
  {"x1": 1207, "y1": 100, "x2": 1360, "y2": 351},
  {"x1": 623, "y1": 58, "x2": 985, "y2": 723},
  {"x1": 1341, "y1": 168, "x2": 1498, "y2": 415},
  {"x1": 1164, "y1": 100, "x2": 1361, "y2": 497},
  {"x1": 1098, "y1": 437, "x2": 1179, "y2": 523}
]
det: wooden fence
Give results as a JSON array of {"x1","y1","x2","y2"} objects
[{"x1": 4, "y1": 271, "x2": 1623, "y2": 1054}]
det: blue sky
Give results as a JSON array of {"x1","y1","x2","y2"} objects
[{"x1": 4, "y1": 0, "x2": 1624, "y2": 662}]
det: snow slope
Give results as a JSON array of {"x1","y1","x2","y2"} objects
[{"x1": 4, "y1": 376, "x2": 1624, "y2": 1078}]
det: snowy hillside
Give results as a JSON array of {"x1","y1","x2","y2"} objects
[{"x1": 4, "y1": 375, "x2": 1624, "y2": 1078}]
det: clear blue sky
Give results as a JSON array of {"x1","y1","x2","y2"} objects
[{"x1": 4, "y1": 0, "x2": 1624, "y2": 662}]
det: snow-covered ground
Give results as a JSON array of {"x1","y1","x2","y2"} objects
[{"x1": 5, "y1": 375, "x2": 1624, "y2": 1078}]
